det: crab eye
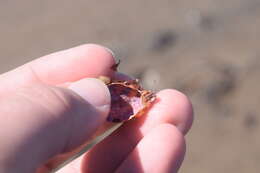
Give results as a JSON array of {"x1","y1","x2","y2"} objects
[{"x1": 123, "y1": 81, "x2": 130, "y2": 85}]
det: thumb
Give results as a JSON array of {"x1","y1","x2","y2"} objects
[{"x1": 0, "y1": 78, "x2": 110, "y2": 172}]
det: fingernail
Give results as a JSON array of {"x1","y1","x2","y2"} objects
[{"x1": 68, "y1": 78, "x2": 111, "y2": 109}]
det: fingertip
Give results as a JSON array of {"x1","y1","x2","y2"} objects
[
  {"x1": 78, "y1": 43, "x2": 116, "y2": 63},
  {"x1": 29, "y1": 44, "x2": 116, "y2": 85},
  {"x1": 154, "y1": 123, "x2": 186, "y2": 151},
  {"x1": 156, "y1": 89, "x2": 194, "y2": 135},
  {"x1": 116, "y1": 123, "x2": 186, "y2": 173},
  {"x1": 74, "y1": 44, "x2": 116, "y2": 76},
  {"x1": 148, "y1": 123, "x2": 186, "y2": 167},
  {"x1": 145, "y1": 123, "x2": 186, "y2": 173},
  {"x1": 143, "y1": 123, "x2": 186, "y2": 159}
]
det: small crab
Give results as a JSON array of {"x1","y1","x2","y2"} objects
[{"x1": 98, "y1": 76, "x2": 156, "y2": 123}]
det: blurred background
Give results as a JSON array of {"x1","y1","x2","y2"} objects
[{"x1": 0, "y1": 0, "x2": 259, "y2": 172}]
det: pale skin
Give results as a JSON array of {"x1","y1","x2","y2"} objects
[{"x1": 0, "y1": 44, "x2": 193, "y2": 173}]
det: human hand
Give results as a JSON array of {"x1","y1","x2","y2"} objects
[{"x1": 0, "y1": 44, "x2": 193, "y2": 173}]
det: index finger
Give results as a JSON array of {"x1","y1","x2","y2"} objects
[{"x1": 0, "y1": 44, "x2": 115, "y2": 93}]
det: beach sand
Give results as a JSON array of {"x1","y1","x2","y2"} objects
[{"x1": 0, "y1": 1, "x2": 259, "y2": 172}]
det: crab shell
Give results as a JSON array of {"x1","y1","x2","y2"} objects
[{"x1": 98, "y1": 76, "x2": 156, "y2": 123}]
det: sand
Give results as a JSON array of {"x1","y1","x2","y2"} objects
[{"x1": 1, "y1": 0, "x2": 259, "y2": 172}]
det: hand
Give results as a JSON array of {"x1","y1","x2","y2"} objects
[{"x1": 0, "y1": 44, "x2": 193, "y2": 173}]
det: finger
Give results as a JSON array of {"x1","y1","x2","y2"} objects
[
  {"x1": 55, "y1": 125, "x2": 185, "y2": 173},
  {"x1": 0, "y1": 44, "x2": 115, "y2": 93},
  {"x1": 115, "y1": 124, "x2": 185, "y2": 173},
  {"x1": 0, "y1": 78, "x2": 110, "y2": 173},
  {"x1": 81, "y1": 89, "x2": 193, "y2": 173}
]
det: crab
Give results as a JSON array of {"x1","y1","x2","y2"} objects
[{"x1": 98, "y1": 76, "x2": 156, "y2": 123}]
